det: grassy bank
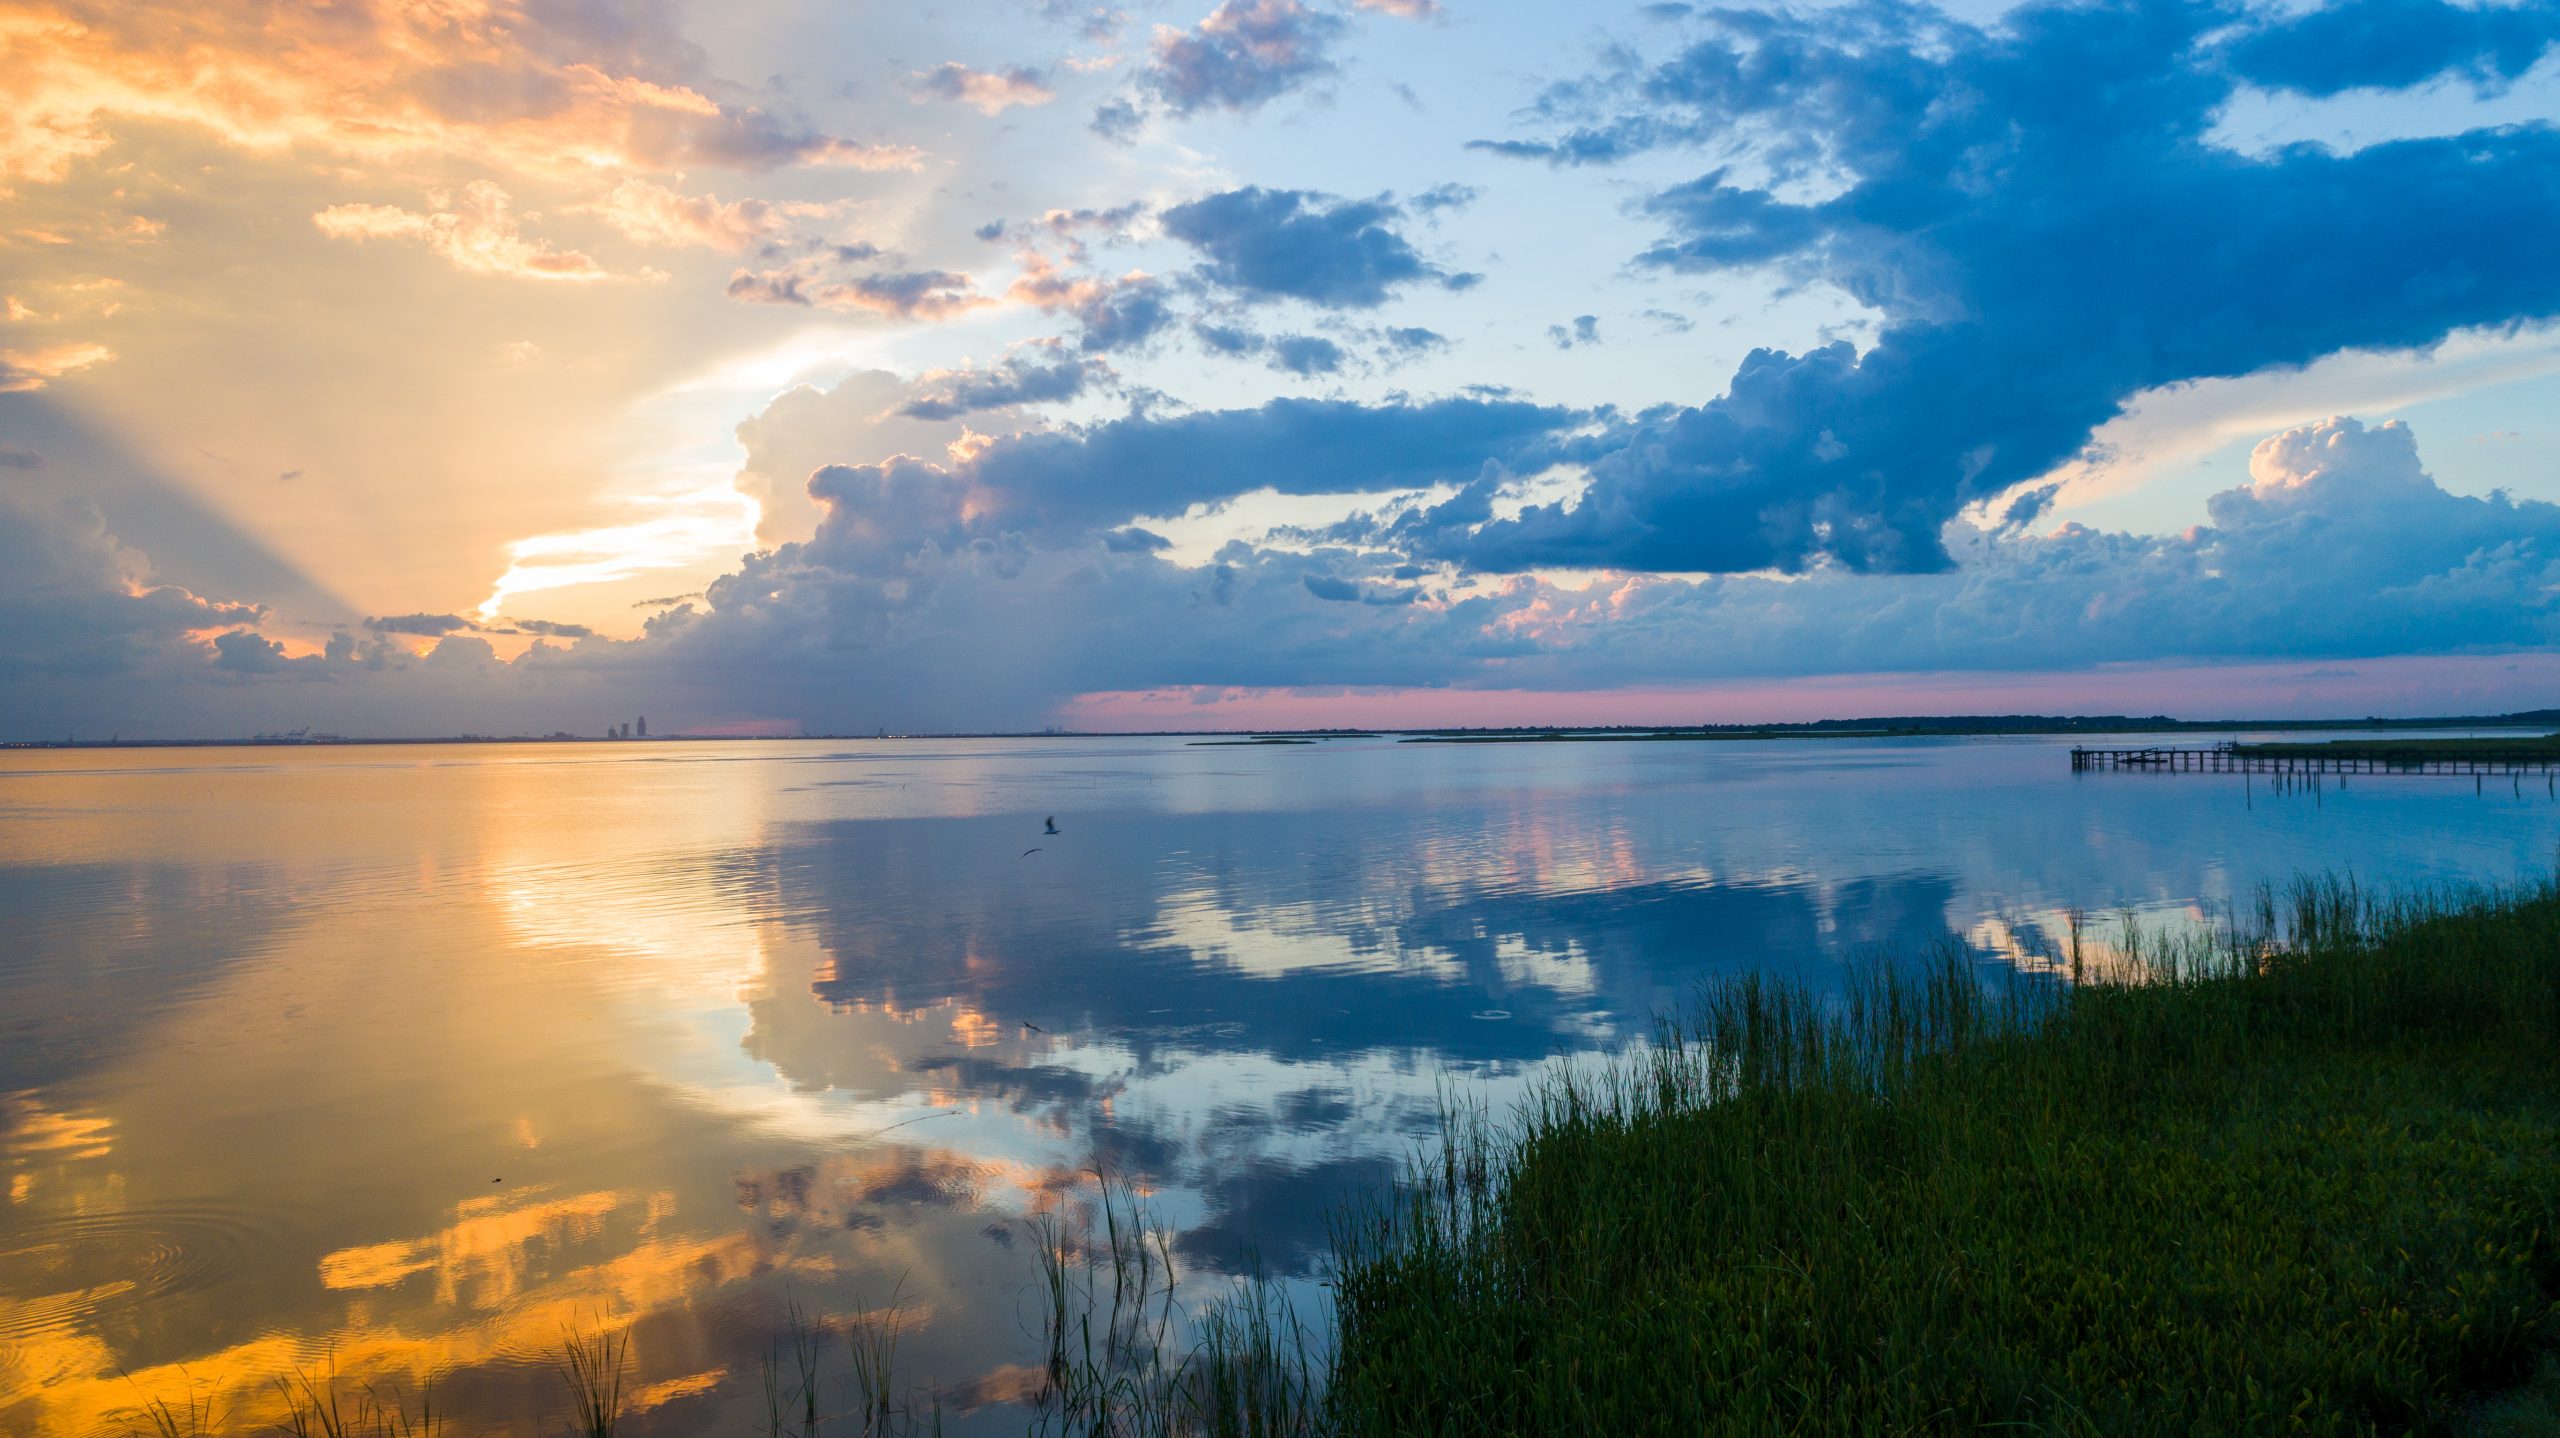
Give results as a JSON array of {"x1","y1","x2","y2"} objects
[
  {"x1": 2233, "y1": 735, "x2": 2560, "y2": 763},
  {"x1": 1328, "y1": 879, "x2": 2560, "y2": 1435}
]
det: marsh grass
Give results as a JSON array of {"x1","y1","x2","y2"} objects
[
  {"x1": 275, "y1": 1364, "x2": 442, "y2": 1438},
  {"x1": 2236, "y1": 735, "x2": 2560, "y2": 763},
  {"x1": 1328, "y1": 875, "x2": 2560, "y2": 1434},
  {"x1": 124, "y1": 1374, "x2": 216, "y2": 1438},
  {"x1": 1030, "y1": 1168, "x2": 1319, "y2": 1438},
  {"x1": 555, "y1": 1326, "x2": 629, "y2": 1438}
]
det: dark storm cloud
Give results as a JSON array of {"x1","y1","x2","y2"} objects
[
  {"x1": 1159, "y1": 186, "x2": 1473, "y2": 308},
  {"x1": 1141, "y1": 0, "x2": 1347, "y2": 116},
  {"x1": 1427, "y1": 0, "x2": 2560, "y2": 576}
]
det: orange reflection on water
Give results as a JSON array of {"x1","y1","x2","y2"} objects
[
  {"x1": 318, "y1": 1187, "x2": 628, "y2": 1301},
  {"x1": 12, "y1": 1175, "x2": 847, "y2": 1437}
]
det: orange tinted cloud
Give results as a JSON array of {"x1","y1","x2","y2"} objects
[
  {"x1": 585, "y1": 178, "x2": 839, "y2": 252},
  {"x1": 0, "y1": 338, "x2": 110, "y2": 390},
  {"x1": 313, "y1": 182, "x2": 611, "y2": 281},
  {"x1": 907, "y1": 62, "x2": 1057, "y2": 116},
  {"x1": 0, "y1": 0, "x2": 919, "y2": 187}
]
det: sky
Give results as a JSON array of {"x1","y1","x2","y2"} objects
[{"x1": 4, "y1": 0, "x2": 2560, "y2": 737}]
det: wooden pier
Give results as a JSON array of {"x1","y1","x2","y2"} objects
[{"x1": 2072, "y1": 745, "x2": 2560, "y2": 776}]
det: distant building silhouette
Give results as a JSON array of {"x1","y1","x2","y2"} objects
[{"x1": 637, "y1": 715, "x2": 647, "y2": 738}]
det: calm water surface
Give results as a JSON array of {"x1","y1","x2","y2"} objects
[{"x1": 4, "y1": 733, "x2": 2556, "y2": 1433}]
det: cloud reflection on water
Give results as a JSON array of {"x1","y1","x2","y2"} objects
[{"x1": 6, "y1": 737, "x2": 2558, "y2": 1434}]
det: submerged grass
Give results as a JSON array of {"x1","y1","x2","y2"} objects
[{"x1": 1328, "y1": 876, "x2": 2560, "y2": 1435}]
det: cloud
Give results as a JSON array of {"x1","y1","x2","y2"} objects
[
  {"x1": 1407, "y1": 183, "x2": 1480, "y2": 216},
  {"x1": 1459, "y1": 416, "x2": 2560, "y2": 683},
  {"x1": 314, "y1": 184, "x2": 610, "y2": 282},
  {"x1": 909, "y1": 63, "x2": 1058, "y2": 114},
  {"x1": 898, "y1": 346, "x2": 1115, "y2": 420},
  {"x1": 1354, "y1": 0, "x2": 1444, "y2": 18},
  {"x1": 2230, "y1": 0, "x2": 2560, "y2": 98},
  {"x1": 1159, "y1": 187, "x2": 1472, "y2": 308},
  {"x1": 24, "y1": 404, "x2": 2554, "y2": 739},
  {"x1": 597, "y1": 410, "x2": 2559, "y2": 731},
  {"x1": 1547, "y1": 314, "x2": 1599, "y2": 349},
  {"x1": 0, "y1": 444, "x2": 40, "y2": 469},
  {"x1": 727, "y1": 263, "x2": 986, "y2": 320},
  {"x1": 366, "y1": 613, "x2": 475, "y2": 637},
  {"x1": 585, "y1": 179, "x2": 835, "y2": 252},
  {"x1": 210, "y1": 628, "x2": 290, "y2": 674},
  {"x1": 0, "y1": 490, "x2": 264, "y2": 682},
  {"x1": 483, "y1": 617, "x2": 597, "y2": 639},
  {"x1": 361, "y1": 611, "x2": 595, "y2": 641},
  {"x1": 1269, "y1": 334, "x2": 1346, "y2": 374},
  {"x1": 0, "y1": 342, "x2": 113, "y2": 392},
  {"x1": 717, "y1": 393, "x2": 1575, "y2": 587},
  {"x1": 1039, "y1": 202, "x2": 1151, "y2": 241},
  {"x1": 1423, "y1": 0, "x2": 2560, "y2": 577},
  {"x1": 1194, "y1": 321, "x2": 1265, "y2": 356},
  {"x1": 1090, "y1": 98, "x2": 1146, "y2": 142},
  {"x1": 1045, "y1": 4, "x2": 1131, "y2": 43},
  {"x1": 1006, "y1": 254, "x2": 1176, "y2": 351},
  {"x1": 0, "y1": 0, "x2": 917, "y2": 187},
  {"x1": 1141, "y1": 0, "x2": 1347, "y2": 116},
  {"x1": 732, "y1": 369, "x2": 1007, "y2": 545}
]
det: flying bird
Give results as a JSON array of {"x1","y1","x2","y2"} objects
[
  {"x1": 1044, "y1": 816, "x2": 1059, "y2": 834},
  {"x1": 1022, "y1": 847, "x2": 1042, "y2": 856}
]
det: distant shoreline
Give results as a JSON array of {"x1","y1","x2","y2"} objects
[{"x1": 7, "y1": 710, "x2": 2557, "y2": 752}]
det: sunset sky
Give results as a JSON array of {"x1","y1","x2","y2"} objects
[{"x1": 6, "y1": 0, "x2": 2560, "y2": 736}]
